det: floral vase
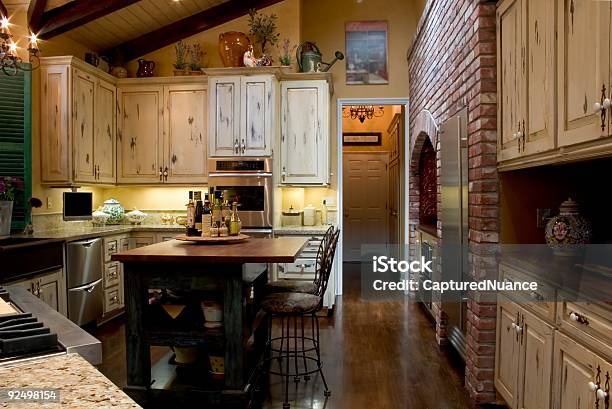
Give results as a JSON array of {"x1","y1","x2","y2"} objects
[
  {"x1": 101, "y1": 199, "x2": 124, "y2": 225},
  {"x1": 0, "y1": 201, "x2": 13, "y2": 237},
  {"x1": 545, "y1": 198, "x2": 592, "y2": 256}
]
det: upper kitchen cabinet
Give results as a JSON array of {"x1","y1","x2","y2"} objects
[
  {"x1": 497, "y1": 0, "x2": 555, "y2": 162},
  {"x1": 163, "y1": 84, "x2": 208, "y2": 183},
  {"x1": 280, "y1": 80, "x2": 330, "y2": 185},
  {"x1": 117, "y1": 79, "x2": 207, "y2": 184},
  {"x1": 208, "y1": 75, "x2": 275, "y2": 157},
  {"x1": 117, "y1": 85, "x2": 164, "y2": 184},
  {"x1": 557, "y1": 0, "x2": 609, "y2": 147},
  {"x1": 40, "y1": 57, "x2": 117, "y2": 185}
]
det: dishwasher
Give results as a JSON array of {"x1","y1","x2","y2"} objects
[{"x1": 66, "y1": 238, "x2": 103, "y2": 326}]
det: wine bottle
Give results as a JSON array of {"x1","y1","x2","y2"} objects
[
  {"x1": 194, "y1": 191, "x2": 203, "y2": 235},
  {"x1": 229, "y1": 202, "x2": 241, "y2": 236},
  {"x1": 202, "y1": 194, "x2": 212, "y2": 237},
  {"x1": 186, "y1": 191, "x2": 198, "y2": 236}
]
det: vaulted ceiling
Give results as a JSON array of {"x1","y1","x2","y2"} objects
[{"x1": 1, "y1": 0, "x2": 284, "y2": 62}]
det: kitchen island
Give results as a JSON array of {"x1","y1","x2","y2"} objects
[{"x1": 112, "y1": 237, "x2": 308, "y2": 408}]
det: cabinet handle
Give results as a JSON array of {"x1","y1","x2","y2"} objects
[
  {"x1": 569, "y1": 311, "x2": 589, "y2": 325},
  {"x1": 159, "y1": 167, "x2": 163, "y2": 181},
  {"x1": 163, "y1": 166, "x2": 168, "y2": 181},
  {"x1": 596, "y1": 388, "x2": 608, "y2": 401},
  {"x1": 234, "y1": 140, "x2": 239, "y2": 154},
  {"x1": 521, "y1": 119, "x2": 526, "y2": 152},
  {"x1": 281, "y1": 166, "x2": 286, "y2": 181},
  {"x1": 241, "y1": 138, "x2": 245, "y2": 154},
  {"x1": 529, "y1": 290, "x2": 543, "y2": 301}
]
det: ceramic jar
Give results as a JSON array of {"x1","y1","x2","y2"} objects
[
  {"x1": 0, "y1": 201, "x2": 13, "y2": 237},
  {"x1": 219, "y1": 32, "x2": 250, "y2": 67},
  {"x1": 101, "y1": 199, "x2": 124, "y2": 225},
  {"x1": 545, "y1": 198, "x2": 592, "y2": 256},
  {"x1": 91, "y1": 209, "x2": 109, "y2": 226},
  {"x1": 125, "y1": 208, "x2": 147, "y2": 225}
]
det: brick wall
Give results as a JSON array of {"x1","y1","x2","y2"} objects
[{"x1": 408, "y1": 0, "x2": 498, "y2": 404}]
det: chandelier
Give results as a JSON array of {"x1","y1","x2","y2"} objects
[
  {"x1": 343, "y1": 105, "x2": 385, "y2": 123},
  {"x1": 0, "y1": 14, "x2": 40, "y2": 76}
]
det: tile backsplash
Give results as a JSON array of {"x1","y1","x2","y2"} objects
[{"x1": 33, "y1": 210, "x2": 187, "y2": 231}]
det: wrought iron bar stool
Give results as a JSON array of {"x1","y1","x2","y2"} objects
[
  {"x1": 263, "y1": 226, "x2": 335, "y2": 295},
  {"x1": 258, "y1": 230, "x2": 340, "y2": 409}
]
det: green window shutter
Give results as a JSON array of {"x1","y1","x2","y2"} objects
[{"x1": 0, "y1": 69, "x2": 32, "y2": 231}]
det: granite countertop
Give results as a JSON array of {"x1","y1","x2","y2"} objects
[
  {"x1": 25, "y1": 225, "x2": 185, "y2": 241},
  {"x1": 274, "y1": 225, "x2": 334, "y2": 235},
  {"x1": 0, "y1": 354, "x2": 140, "y2": 408}
]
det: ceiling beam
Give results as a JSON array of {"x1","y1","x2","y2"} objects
[
  {"x1": 37, "y1": 0, "x2": 141, "y2": 40},
  {"x1": 0, "y1": 1, "x2": 7, "y2": 18},
  {"x1": 27, "y1": 0, "x2": 46, "y2": 33},
  {"x1": 104, "y1": 0, "x2": 285, "y2": 63}
]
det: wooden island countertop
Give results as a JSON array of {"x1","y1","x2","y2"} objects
[{"x1": 111, "y1": 236, "x2": 308, "y2": 264}]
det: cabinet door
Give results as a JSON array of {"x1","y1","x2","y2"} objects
[
  {"x1": 95, "y1": 78, "x2": 116, "y2": 183},
  {"x1": 495, "y1": 298, "x2": 521, "y2": 407},
  {"x1": 522, "y1": 0, "x2": 555, "y2": 156},
  {"x1": 72, "y1": 69, "x2": 96, "y2": 183},
  {"x1": 281, "y1": 80, "x2": 329, "y2": 184},
  {"x1": 117, "y1": 86, "x2": 163, "y2": 183},
  {"x1": 163, "y1": 84, "x2": 208, "y2": 183},
  {"x1": 557, "y1": 0, "x2": 609, "y2": 147},
  {"x1": 517, "y1": 308, "x2": 554, "y2": 409},
  {"x1": 497, "y1": 0, "x2": 524, "y2": 162},
  {"x1": 40, "y1": 64, "x2": 71, "y2": 183},
  {"x1": 208, "y1": 77, "x2": 240, "y2": 157},
  {"x1": 241, "y1": 75, "x2": 273, "y2": 156},
  {"x1": 554, "y1": 331, "x2": 611, "y2": 409}
]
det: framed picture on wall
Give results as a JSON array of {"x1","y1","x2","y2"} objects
[
  {"x1": 342, "y1": 132, "x2": 382, "y2": 146},
  {"x1": 345, "y1": 20, "x2": 389, "y2": 85}
]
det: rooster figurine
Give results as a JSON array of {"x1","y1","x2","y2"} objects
[{"x1": 243, "y1": 45, "x2": 257, "y2": 67}]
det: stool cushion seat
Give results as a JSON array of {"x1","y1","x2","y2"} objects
[
  {"x1": 264, "y1": 280, "x2": 317, "y2": 295},
  {"x1": 262, "y1": 292, "x2": 321, "y2": 314}
]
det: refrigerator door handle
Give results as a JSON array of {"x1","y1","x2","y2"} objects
[{"x1": 69, "y1": 278, "x2": 103, "y2": 293}]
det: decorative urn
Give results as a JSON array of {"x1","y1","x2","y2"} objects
[
  {"x1": 101, "y1": 199, "x2": 125, "y2": 225},
  {"x1": 219, "y1": 32, "x2": 250, "y2": 67},
  {"x1": 125, "y1": 208, "x2": 147, "y2": 225},
  {"x1": 545, "y1": 198, "x2": 592, "y2": 256}
]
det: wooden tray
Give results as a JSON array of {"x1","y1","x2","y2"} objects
[{"x1": 174, "y1": 234, "x2": 250, "y2": 244}]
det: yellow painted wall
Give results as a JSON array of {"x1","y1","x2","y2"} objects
[
  {"x1": 100, "y1": 186, "x2": 206, "y2": 211},
  {"x1": 6, "y1": 7, "x2": 103, "y2": 215},
  {"x1": 125, "y1": 0, "x2": 301, "y2": 77}
]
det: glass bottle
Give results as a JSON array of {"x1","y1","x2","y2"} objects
[
  {"x1": 202, "y1": 194, "x2": 212, "y2": 237},
  {"x1": 186, "y1": 191, "x2": 198, "y2": 237},
  {"x1": 229, "y1": 202, "x2": 241, "y2": 236}
]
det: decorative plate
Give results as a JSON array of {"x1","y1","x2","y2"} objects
[{"x1": 174, "y1": 234, "x2": 250, "y2": 244}]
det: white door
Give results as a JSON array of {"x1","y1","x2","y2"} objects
[
  {"x1": 281, "y1": 80, "x2": 329, "y2": 184},
  {"x1": 342, "y1": 152, "x2": 389, "y2": 262},
  {"x1": 241, "y1": 75, "x2": 273, "y2": 156},
  {"x1": 208, "y1": 77, "x2": 240, "y2": 156},
  {"x1": 163, "y1": 84, "x2": 208, "y2": 183}
]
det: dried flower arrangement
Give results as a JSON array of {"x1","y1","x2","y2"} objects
[{"x1": 247, "y1": 8, "x2": 280, "y2": 56}]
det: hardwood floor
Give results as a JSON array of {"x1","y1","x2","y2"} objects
[{"x1": 90, "y1": 263, "x2": 477, "y2": 409}]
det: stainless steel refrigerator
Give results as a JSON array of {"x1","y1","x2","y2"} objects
[{"x1": 440, "y1": 107, "x2": 468, "y2": 360}]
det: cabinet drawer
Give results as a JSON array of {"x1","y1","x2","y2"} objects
[
  {"x1": 104, "y1": 262, "x2": 121, "y2": 288},
  {"x1": 300, "y1": 237, "x2": 323, "y2": 256},
  {"x1": 104, "y1": 238, "x2": 118, "y2": 262},
  {"x1": 557, "y1": 297, "x2": 612, "y2": 358},
  {"x1": 278, "y1": 258, "x2": 316, "y2": 280},
  {"x1": 120, "y1": 237, "x2": 130, "y2": 251},
  {"x1": 130, "y1": 233, "x2": 155, "y2": 248},
  {"x1": 499, "y1": 264, "x2": 556, "y2": 323},
  {"x1": 103, "y1": 286, "x2": 123, "y2": 314}
]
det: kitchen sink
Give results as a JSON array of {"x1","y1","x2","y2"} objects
[{"x1": 0, "y1": 237, "x2": 64, "y2": 284}]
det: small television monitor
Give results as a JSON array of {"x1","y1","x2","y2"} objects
[{"x1": 63, "y1": 192, "x2": 93, "y2": 221}]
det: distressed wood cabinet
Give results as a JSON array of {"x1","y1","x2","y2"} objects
[
  {"x1": 9, "y1": 269, "x2": 67, "y2": 316},
  {"x1": 495, "y1": 296, "x2": 554, "y2": 409},
  {"x1": 208, "y1": 75, "x2": 274, "y2": 157},
  {"x1": 40, "y1": 57, "x2": 117, "y2": 185},
  {"x1": 280, "y1": 80, "x2": 329, "y2": 185},
  {"x1": 497, "y1": 0, "x2": 555, "y2": 162}
]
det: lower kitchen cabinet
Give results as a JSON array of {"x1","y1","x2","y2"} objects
[
  {"x1": 553, "y1": 331, "x2": 611, "y2": 409},
  {"x1": 495, "y1": 296, "x2": 554, "y2": 409},
  {"x1": 9, "y1": 269, "x2": 67, "y2": 316}
]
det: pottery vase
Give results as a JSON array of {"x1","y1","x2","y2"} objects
[
  {"x1": 545, "y1": 198, "x2": 592, "y2": 256},
  {"x1": 101, "y1": 199, "x2": 125, "y2": 225},
  {"x1": 0, "y1": 201, "x2": 13, "y2": 237},
  {"x1": 219, "y1": 32, "x2": 250, "y2": 67},
  {"x1": 110, "y1": 66, "x2": 128, "y2": 78}
]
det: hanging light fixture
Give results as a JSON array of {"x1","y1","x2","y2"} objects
[
  {"x1": 342, "y1": 105, "x2": 385, "y2": 123},
  {"x1": 0, "y1": 14, "x2": 40, "y2": 76}
]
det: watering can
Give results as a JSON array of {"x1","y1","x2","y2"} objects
[{"x1": 296, "y1": 41, "x2": 344, "y2": 73}]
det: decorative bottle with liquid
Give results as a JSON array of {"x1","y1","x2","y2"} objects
[{"x1": 229, "y1": 202, "x2": 241, "y2": 236}]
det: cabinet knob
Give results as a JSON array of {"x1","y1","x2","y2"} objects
[
  {"x1": 241, "y1": 138, "x2": 245, "y2": 154},
  {"x1": 234, "y1": 140, "x2": 239, "y2": 154},
  {"x1": 588, "y1": 381, "x2": 599, "y2": 391},
  {"x1": 604, "y1": 98, "x2": 611, "y2": 110},
  {"x1": 159, "y1": 167, "x2": 163, "y2": 181},
  {"x1": 596, "y1": 388, "x2": 608, "y2": 401}
]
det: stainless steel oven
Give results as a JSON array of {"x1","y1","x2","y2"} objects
[{"x1": 208, "y1": 158, "x2": 273, "y2": 229}]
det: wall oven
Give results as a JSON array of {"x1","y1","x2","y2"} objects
[{"x1": 208, "y1": 158, "x2": 273, "y2": 229}]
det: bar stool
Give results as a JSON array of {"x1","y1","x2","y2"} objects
[
  {"x1": 264, "y1": 226, "x2": 335, "y2": 295},
  {"x1": 258, "y1": 230, "x2": 340, "y2": 409}
]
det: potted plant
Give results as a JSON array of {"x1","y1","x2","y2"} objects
[
  {"x1": 247, "y1": 8, "x2": 279, "y2": 60},
  {"x1": 173, "y1": 40, "x2": 189, "y2": 76},
  {"x1": 278, "y1": 38, "x2": 296, "y2": 72},
  {"x1": 0, "y1": 177, "x2": 24, "y2": 236},
  {"x1": 189, "y1": 43, "x2": 205, "y2": 75}
]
